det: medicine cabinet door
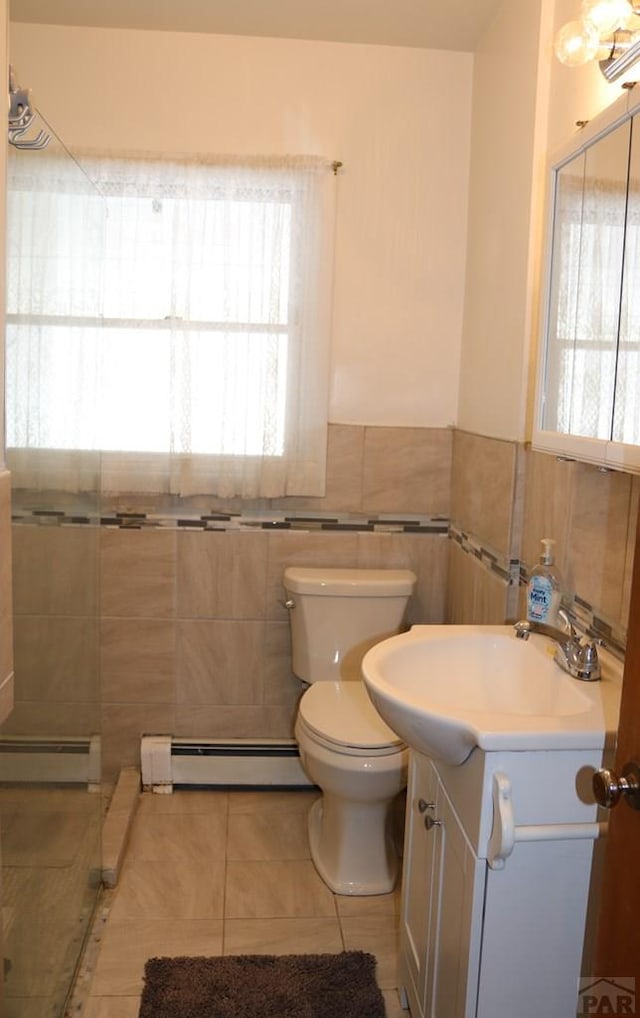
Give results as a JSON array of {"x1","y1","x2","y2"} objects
[
  {"x1": 611, "y1": 115, "x2": 640, "y2": 455},
  {"x1": 540, "y1": 119, "x2": 630, "y2": 451}
]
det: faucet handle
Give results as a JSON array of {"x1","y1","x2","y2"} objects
[{"x1": 556, "y1": 607, "x2": 576, "y2": 638}]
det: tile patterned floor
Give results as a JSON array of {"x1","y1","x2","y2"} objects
[{"x1": 84, "y1": 788, "x2": 408, "y2": 1017}]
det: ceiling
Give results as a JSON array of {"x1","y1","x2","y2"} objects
[{"x1": 9, "y1": 0, "x2": 501, "y2": 52}]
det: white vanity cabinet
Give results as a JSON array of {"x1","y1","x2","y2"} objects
[{"x1": 398, "y1": 747, "x2": 604, "y2": 1018}]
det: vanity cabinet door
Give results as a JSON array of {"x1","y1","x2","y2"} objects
[
  {"x1": 399, "y1": 754, "x2": 485, "y2": 1018},
  {"x1": 429, "y1": 784, "x2": 485, "y2": 1018},
  {"x1": 399, "y1": 753, "x2": 442, "y2": 1017}
]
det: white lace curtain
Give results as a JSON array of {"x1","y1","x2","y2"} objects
[{"x1": 6, "y1": 150, "x2": 336, "y2": 497}]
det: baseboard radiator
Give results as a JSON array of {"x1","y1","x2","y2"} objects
[
  {"x1": 140, "y1": 736, "x2": 314, "y2": 793},
  {"x1": 0, "y1": 735, "x2": 101, "y2": 789}
]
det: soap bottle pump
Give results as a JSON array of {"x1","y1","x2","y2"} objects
[{"x1": 526, "y1": 538, "x2": 562, "y2": 625}]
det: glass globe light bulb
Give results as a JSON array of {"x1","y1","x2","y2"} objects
[
  {"x1": 554, "y1": 20, "x2": 601, "y2": 66},
  {"x1": 581, "y1": 0, "x2": 632, "y2": 36}
]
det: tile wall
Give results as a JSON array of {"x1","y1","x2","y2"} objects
[
  {"x1": 449, "y1": 430, "x2": 639, "y2": 650},
  {"x1": 7, "y1": 425, "x2": 452, "y2": 781},
  {"x1": 6, "y1": 424, "x2": 639, "y2": 781}
]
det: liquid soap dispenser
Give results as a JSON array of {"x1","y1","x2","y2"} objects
[{"x1": 526, "y1": 538, "x2": 562, "y2": 625}]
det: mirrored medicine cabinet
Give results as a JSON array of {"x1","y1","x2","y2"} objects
[{"x1": 533, "y1": 89, "x2": 640, "y2": 473}]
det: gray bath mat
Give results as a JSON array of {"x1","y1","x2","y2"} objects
[{"x1": 139, "y1": 950, "x2": 386, "y2": 1018}]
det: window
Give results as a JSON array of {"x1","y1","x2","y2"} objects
[{"x1": 6, "y1": 152, "x2": 335, "y2": 497}]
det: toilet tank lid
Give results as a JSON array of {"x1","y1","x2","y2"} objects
[{"x1": 283, "y1": 566, "x2": 416, "y2": 596}]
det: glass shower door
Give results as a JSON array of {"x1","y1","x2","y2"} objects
[{"x1": 1, "y1": 112, "x2": 105, "y2": 1017}]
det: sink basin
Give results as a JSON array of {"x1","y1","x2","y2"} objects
[{"x1": 362, "y1": 625, "x2": 621, "y2": 765}]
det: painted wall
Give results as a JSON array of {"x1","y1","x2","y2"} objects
[
  {"x1": 449, "y1": 0, "x2": 639, "y2": 645},
  {"x1": 8, "y1": 22, "x2": 473, "y2": 430},
  {"x1": 458, "y1": 0, "x2": 631, "y2": 442}
]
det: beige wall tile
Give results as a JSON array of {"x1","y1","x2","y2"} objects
[
  {"x1": 176, "y1": 619, "x2": 264, "y2": 705},
  {"x1": 176, "y1": 530, "x2": 268, "y2": 620},
  {"x1": 100, "y1": 619, "x2": 175, "y2": 704},
  {"x1": 446, "y1": 541, "x2": 509, "y2": 625},
  {"x1": 521, "y1": 450, "x2": 574, "y2": 576},
  {"x1": 100, "y1": 529, "x2": 176, "y2": 618},
  {"x1": 0, "y1": 700, "x2": 101, "y2": 737},
  {"x1": 271, "y1": 424, "x2": 365, "y2": 513},
  {"x1": 566, "y1": 463, "x2": 632, "y2": 624},
  {"x1": 101, "y1": 703, "x2": 175, "y2": 781},
  {"x1": 450, "y1": 431, "x2": 516, "y2": 557},
  {"x1": 175, "y1": 704, "x2": 295, "y2": 741},
  {"x1": 263, "y1": 621, "x2": 301, "y2": 706},
  {"x1": 355, "y1": 532, "x2": 448, "y2": 624},
  {"x1": 362, "y1": 427, "x2": 452, "y2": 515},
  {"x1": 12, "y1": 524, "x2": 98, "y2": 617},
  {"x1": 13, "y1": 616, "x2": 98, "y2": 703},
  {"x1": 267, "y1": 531, "x2": 359, "y2": 621}
]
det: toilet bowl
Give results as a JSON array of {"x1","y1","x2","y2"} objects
[{"x1": 283, "y1": 566, "x2": 416, "y2": 895}]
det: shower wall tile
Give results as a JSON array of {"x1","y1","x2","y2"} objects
[
  {"x1": 12, "y1": 524, "x2": 98, "y2": 617},
  {"x1": 100, "y1": 619, "x2": 176, "y2": 704},
  {"x1": 176, "y1": 620, "x2": 265, "y2": 705},
  {"x1": 100, "y1": 529, "x2": 176, "y2": 618},
  {"x1": 362, "y1": 427, "x2": 452, "y2": 515},
  {"x1": 13, "y1": 616, "x2": 98, "y2": 703},
  {"x1": 176, "y1": 530, "x2": 268, "y2": 620},
  {"x1": 450, "y1": 430, "x2": 516, "y2": 558}
]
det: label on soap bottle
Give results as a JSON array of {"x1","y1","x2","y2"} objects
[{"x1": 527, "y1": 575, "x2": 555, "y2": 623}]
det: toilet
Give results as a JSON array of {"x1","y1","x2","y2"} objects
[{"x1": 283, "y1": 566, "x2": 416, "y2": 895}]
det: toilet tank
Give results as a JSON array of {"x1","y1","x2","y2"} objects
[{"x1": 283, "y1": 566, "x2": 416, "y2": 683}]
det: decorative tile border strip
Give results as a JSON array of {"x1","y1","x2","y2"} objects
[
  {"x1": 518, "y1": 570, "x2": 627, "y2": 660},
  {"x1": 451, "y1": 523, "x2": 627, "y2": 655},
  {"x1": 11, "y1": 505, "x2": 450, "y2": 536}
]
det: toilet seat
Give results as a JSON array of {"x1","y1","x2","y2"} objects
[{"x1": 298, "y1": 681, "x2": 404, "y2": 756}]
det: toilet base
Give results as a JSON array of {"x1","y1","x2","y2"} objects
[{"x1": 307, "y1": 795, "x2": 400, "y2": 896}]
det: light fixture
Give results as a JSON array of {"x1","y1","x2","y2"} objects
[{"x1": 555, "y1": 0, "x2": 640, "y2": 80}]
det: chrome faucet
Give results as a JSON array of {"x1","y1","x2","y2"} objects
[{"x1": 513, "y1": 607, "x2": 601, "y2": 681}]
